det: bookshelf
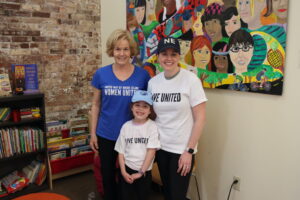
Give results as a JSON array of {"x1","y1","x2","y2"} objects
[
  {"x1": 0, "y1": 93, "x2": 49, "y2": 199},
  {"x1": 46, "y1": 117, "x2": 94, "y2": 188}
]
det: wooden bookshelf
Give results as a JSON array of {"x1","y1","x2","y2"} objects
[{"x1": 0, "y1": 93, "x2": 49, "y2": 199}]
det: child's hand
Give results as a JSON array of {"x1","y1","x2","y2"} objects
[
  {"x1": 122, "y1": 172, "x2": 134, "y2": 184},
  {"x1": 131, "y1": 173, "x2": 143, "y2": 181}
]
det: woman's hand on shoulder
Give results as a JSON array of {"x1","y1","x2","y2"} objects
[
  {"x1": 89, "y1": 134, "x2": 98, "y2": 152},
  {"x1": 177, "y1": 151, "x2": 192, "y2": 176}
]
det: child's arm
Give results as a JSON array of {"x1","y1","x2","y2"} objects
[
  {"x1": 131, "y1": 148, "x2": 156, "y2": 181},
  {"x1": 118, "y1": 153, "x2": 134, "y2": 184}
]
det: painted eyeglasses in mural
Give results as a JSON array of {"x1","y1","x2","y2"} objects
[{"x1": 127, "y1": 0, "x2": 288, "y2": 95}]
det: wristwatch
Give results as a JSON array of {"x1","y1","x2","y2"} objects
[{"x1": 186, "y1": 148, "x2": 194, "y2": 154}]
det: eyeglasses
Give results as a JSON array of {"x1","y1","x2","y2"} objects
[{"x1": 229, "y1": 45, "x2": 253, "y2": 53}]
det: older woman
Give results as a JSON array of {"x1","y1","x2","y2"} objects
[
  {"x1": 148, "y1": 37, "x2": 207, "y2": 200},
  {"x1": 90, "y1": 29, "x2": 150, "y2": 200}
]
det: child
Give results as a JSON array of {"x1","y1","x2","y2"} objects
[{"x1": 114, "y1": 90, "x2": 160, "y2": 200}]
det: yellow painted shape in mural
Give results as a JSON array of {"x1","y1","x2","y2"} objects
[{"x1": 250, "y1": 31, "x2": 285, "y2": 65}]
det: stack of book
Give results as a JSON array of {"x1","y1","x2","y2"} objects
[
  {"x1": 0, "y1": 128, "x2": 44, "y2": 159},
  {"x1": 19, "y1": 107, "x2": 41, "y2": 120},
  {"x1": 47, "y1": 116, "x2": 92, "y2": 161},
  {"x1": 0, "y1": 171, "x2": 29, "y2": 195},
  {"x1": 21, "y1": 160, "x2": 47, "y2": 186},
  {"x1": 0, "y1": 160, "x2": 47, "y2": 196}
]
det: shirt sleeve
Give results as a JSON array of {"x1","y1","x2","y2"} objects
[
  {"x1": 189, "y1": 73, "x2": 208, "y2": 107},
  {"x1": 147, "y1": 122, "x2": 161, "y2": 149},
  {"x1": 91, "y1": 68, "x2": 102, "y2": 89},
  {"x1": 114, "y1": 125, "x2": 126, "y2": 154}
]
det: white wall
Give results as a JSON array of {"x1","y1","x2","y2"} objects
[
  {"x1": 101, "y1": 0, "x2": 126, "y2": 66},
  {"x1": 101, "y1": 1, "x2": 300, "y2": 200}
]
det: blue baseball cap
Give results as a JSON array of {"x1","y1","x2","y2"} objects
[{"x1": 131, "y1": 90, "x2": 153, "y2": 105}]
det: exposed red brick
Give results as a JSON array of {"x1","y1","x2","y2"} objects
[
  {"x1": 23, "y1": 30, "x2": 40, "y2": 36},
  {"x1": 32, "y1": 36, "x2": 47, "y2": 42},
  {"x1": 10, "y1": 43, "x2": 19, "y2": 49},
  {"x1": 30, "y1": 43, "x2": 39, "y2": 48},
  {"x1": 50, "y1": 49, "x2": 65, "y2": 54},
  {"x1": 69, "y1": 49, "x2": 78, "y2": 54},
  {"x1": 57, "y1": 19, "x2": 79, "y2": 25},
  {"x1": 32, "y1": 12, "x2": 50, "y2": 18},
  {"x1": 12, "y1": 36, "x2": 30, "y2": 42},
  {"x1": 4, "y1": 10, "x2": 31, "y2": 17},
  {"x1": 1, "y1": 43, "x2": 10, "y2": 48},
  {"x1": 6, "y1": 0, "x2": 26, "y2": 3},
  {"x1": 0, "y1": 0, "x2": 101, "y2": 120},
  {"x1": 0, "y1": 37, "x2": 11, "y2": 42},
  {"x1": 0, "y1": 3, "x2": 21, "y2": 10},
  {"x1": 20, "y1": 43, "x2": 29, "y2": 48},
  {"x1": 2, "y1": 30, "x2": 22, "y2": 36}
]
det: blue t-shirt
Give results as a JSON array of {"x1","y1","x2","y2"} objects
[{"x1": 91, "y1": 64, "x2": 150, "y2": 141}]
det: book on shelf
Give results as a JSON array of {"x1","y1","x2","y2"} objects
[
  {"x1": 0, "y1": 73, "x2": 12, "y2": 96},
  {"x1": 70, "y1": 145, "x2": 92, "y2": 156},
  {"x1": 0, "y1": 107, "x2": 11, "y2": 122},
  {"x1": 0, "y1": 171, "x2": 29, "y2": 194},
  {"x1": 47, "y1": 137, "x2": 72, "y2": 152},
  {"x1": 21, "y1": 160, "x2": 45, "y2": 185},
  {"x1": 35, "y1": 163, "x2": 47, "y2": 186},
  {"x1": 72, "y1": 134, "x2": 90, "y2": 147},
  {"x1": 49, "y1": 150, "x2": 67, "y2": 161},
  {"x1": 0, "y1": 128, "x2": 44, "y2": 159},
  {"x1": 11, "y1": 64, "x2": 39, "y2": 94}
]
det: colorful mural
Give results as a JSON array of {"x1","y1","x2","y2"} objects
[{"x1": 126, "y1": 0, "x2": 288, "y2": 95}]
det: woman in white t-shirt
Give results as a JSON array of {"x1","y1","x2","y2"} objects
[
  {"x1": 148, "y1": 37, "x2": 207, "y2": 200},
  {"x1": 115, "y1": 90, "x2": 160, "y2": 200}
]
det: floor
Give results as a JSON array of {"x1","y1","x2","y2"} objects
[{"x1": 44, "y1": 170, "x2": 164, "y2": 200}]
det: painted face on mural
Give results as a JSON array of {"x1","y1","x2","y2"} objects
[
  {"x1": 179, "y1": 39, "x2": 191, "y2": 61},
  {"x1": 135, "y1": 6, "x2": 146, "y2": 24},
  {"x1": 183, "y1": 18, "x2": 193, "y2": 32},
  {"x1": 272, "y1": 0, "x2": 288, "y2": 21},
  {"x1": 214, "y1": 54, "x2": 229, "y2": 72},
  {"x1": 238, "y1": 0, "x2": 252, "y2": 23},
  {"x1": 113, "y1": 39, "x2": 131, "y2": 66},
  {"x1": 238, "y1": 0, "x2": 266, "y2": 29},
  {"x1": 229, "y1": 43, "x2": 254, "y2": 73},
  {"x1": 193, "y1": 45, "x2": 211, "y2": 69},
  {"x1": 204, "y1": 19, "x2": 223, "y2": 42},
  {"x1": 224, "y1": 15, "x2": 241, "y2": 37}
]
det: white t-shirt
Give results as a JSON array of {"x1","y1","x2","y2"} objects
[
  {"x1": 114, "y1": 119, "x2": 160, "y2": 171},
  {"x1": 148, "y1": 68, "x2": 207, "y2": 154}
]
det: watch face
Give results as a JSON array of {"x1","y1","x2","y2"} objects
[{"x1": 188, "y1": 148, "x2": 194, "y2": 154}]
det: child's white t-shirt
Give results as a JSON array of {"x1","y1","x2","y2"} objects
[{"x1": 114, "y1": 119, "x2": 160, "y2": 171}]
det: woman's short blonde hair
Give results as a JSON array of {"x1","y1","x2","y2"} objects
[{"x1": 106, "y1": 29, "x2": 138, "y2": 57}]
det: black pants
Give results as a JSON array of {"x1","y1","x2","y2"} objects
[
  {"x1": 156, "y1": 150, "x2": 195, "y2": 200},
  {"x1": 119, "y1": 165, "x2": 152, "y2": 200},
  {"x1": 97, "y1": 136, "x2": 118, "y2": 200}
]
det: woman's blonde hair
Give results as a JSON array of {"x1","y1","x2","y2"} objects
[{"x1": 106, "y1": 29, "x2": 138, "y2": 57}]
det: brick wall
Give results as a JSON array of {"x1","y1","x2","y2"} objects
[{"x1": 0, "y1": 0, "x2": 101, "y2": 120}]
